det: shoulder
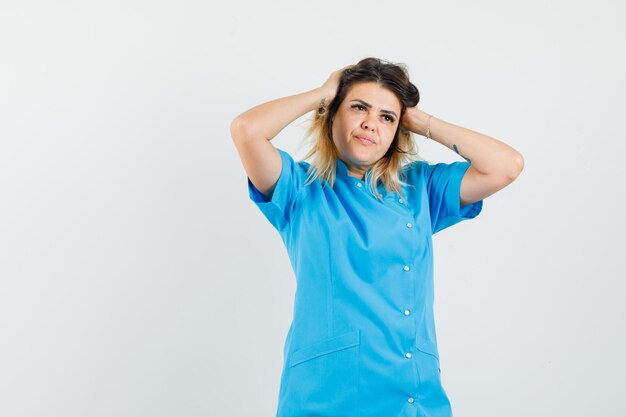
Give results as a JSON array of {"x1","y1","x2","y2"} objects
[
  {"x1": 402, "y1": 158, "x2": 468, "y2": 180},
  {"x1": 275, "y1": 147, "x2": 312, "y2": 171},
  {"x1": 402, "y1": 159, "x2": 427, "y2": 172},
  {"x1": 401, "y1": 159, "x2": 428, "y2": 181},
  {"x1": 274, "y1": 147, "x2": 316, "y2": 190}
]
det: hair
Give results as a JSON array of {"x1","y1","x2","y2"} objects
[{"x1": 298, "y1": 57, "x2": 424, "y2": 202}]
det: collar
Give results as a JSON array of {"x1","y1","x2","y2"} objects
[
  {"x1": 335, "y1": 157, "x2": 350, "y2": 178},
  {"x1": 335, "y1": 157, "x2": 404, "y2": 200}
]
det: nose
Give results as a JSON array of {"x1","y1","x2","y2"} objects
[{"x1": 362, "y1": 115, "x2": 376, "y2": 131}]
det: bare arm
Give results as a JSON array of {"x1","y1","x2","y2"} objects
[
  {"x1": 231, "y1": 87, "x2": 327, "y2": 143},
  {"x1": 402, "y1": 108, "x2": 524, "y2": 207},
  {"x1": 230, "y1": 66, "x2": 352, "y2": 198},
  {"x1": 229, "y1": 88, "x2": 327, "y2": 199}
]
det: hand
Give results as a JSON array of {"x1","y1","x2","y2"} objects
[
  {"x1": 319, "y1": 64, "x2": 354, "y2": 104},
  {"x1": 401, "y1": 105, "x2": 431, "y2": 137}
]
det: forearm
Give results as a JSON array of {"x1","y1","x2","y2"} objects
[
  {"x1": 232, "y1": 87, "x2": 328, "y2": 142},
  {"x1": 408, "y1": 110, "x2": 524, "y2": 179}
]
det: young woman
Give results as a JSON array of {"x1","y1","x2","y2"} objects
[{"x1": 230, "y1": 57, "x2": 523, "y2": 417}]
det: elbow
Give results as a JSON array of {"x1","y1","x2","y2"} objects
[
  {"x1": 230, "y1": 117, "x2": 250, "y2": 143},
  {"x1": 506, "y1": 152, "x2": 525, "y2": 181}
]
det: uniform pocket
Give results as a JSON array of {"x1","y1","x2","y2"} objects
[
  {"x1": 284, "y1": 330, "x2": 360, "y2": 417},
  {"x1": 289, "y1": 330, "x2": 360, "y2": 367}
]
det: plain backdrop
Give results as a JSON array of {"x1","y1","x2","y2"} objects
[{"x1": 1, "y1": 1, "x2": 625, "y2": 416}]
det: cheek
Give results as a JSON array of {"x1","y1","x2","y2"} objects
[
  {"x1": 386, "y1": 124, "x2": 399, "y2": 138},
  {"x1": 332, "y1": 118, "x2": 348, "y2": 138}
]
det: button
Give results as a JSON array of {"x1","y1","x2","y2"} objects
[
  {"x1": 407, "y1": 397, "x2": 415, "y2": 404},
  {"x1": 406, "y1": 222, "x2": 413, "y2": 228},
  {"x1": 398, "y1": 198, "x2": 404, "y2": 203},
  {"x1": 405, "y1": 352, "x2": 412, "y2": 358},
  {"x1": 403, "y1": 265, "x2": 410, "y2": 271},
  {"x1": 356, "y1": 182, "x2": 362, "y2": 188},
  {"x1": 404, "y1": 309, "x2": 410, "y2": 316}
]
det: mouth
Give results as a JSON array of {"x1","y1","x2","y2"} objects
[{"x1": 356, "y1": 135, "x2": 375, "y2": 145}]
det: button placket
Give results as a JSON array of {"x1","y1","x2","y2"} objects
[
  {"x1": 403, "y1": 218, "x2": 414, "y2": 271},
  {"x1": 398, "y1": 198, "x2": 417, "y2": 407}
]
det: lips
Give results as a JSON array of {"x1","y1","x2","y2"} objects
[{"x1": 356, "y1": 135, "x2": 374, "y2": 144}]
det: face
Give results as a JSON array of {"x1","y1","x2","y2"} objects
[{"x1": 331, "y1": 81, "x2": 402, "y2": 179}]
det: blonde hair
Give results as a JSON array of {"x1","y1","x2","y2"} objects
[{"x1": 296, "y1": 57, "x2": 426, "y2": 202}]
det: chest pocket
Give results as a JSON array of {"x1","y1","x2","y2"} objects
[{"x1": 284, "y1": 330, "x2": 360, "y2": 416}]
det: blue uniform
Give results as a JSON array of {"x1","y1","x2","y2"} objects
[{"x1": 247, "y1": 147, "x2": 483, "y2": 417}]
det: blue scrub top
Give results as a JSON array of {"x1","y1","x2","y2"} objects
[{"x1": 247, "y1": 147, "x2": 483, "y2": 417}]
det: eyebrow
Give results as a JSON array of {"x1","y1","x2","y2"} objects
[{"x1": 349, "y1": 99, "x2": 398, "y2": 118}]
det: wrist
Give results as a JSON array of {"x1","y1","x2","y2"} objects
[
  {"x1": 310, "y1": 87, "x2": 335, "y2": 118},
  {"x1": 407, "y1": 109, "x2": 433, "y2": 137},
  {"x1": 303, "y1": 87, "x2": 330, "y2": 114}
]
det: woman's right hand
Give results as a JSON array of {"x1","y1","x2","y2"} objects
[{"x1": 319, "y1": 64, "x2": 354, "y2": 104}]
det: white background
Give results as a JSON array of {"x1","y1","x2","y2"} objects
[{"x1": 1, "y1": 0, "x2": 624, "y2": 416}]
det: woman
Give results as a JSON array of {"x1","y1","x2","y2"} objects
[{"x1": 230, "y1": 57, "x2": 523, "y2": 417}]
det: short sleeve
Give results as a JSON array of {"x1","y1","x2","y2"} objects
[
  {"x1": 247, "y1": 147, "x2": 302, "y2": 232},
  {"x1": 422, "y1": 161, "x2": 483, "y2": 234}
]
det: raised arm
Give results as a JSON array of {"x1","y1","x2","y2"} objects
[
  {"x1": 229, "y1": 66, "x2": 352, "y2": 199},
  {"x1": 402, "y1": 107, "x2": 524, "y2": 207}
]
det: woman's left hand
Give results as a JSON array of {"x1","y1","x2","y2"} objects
[{"x1": 401, "y1": 105, "x2": 431, "y2": 137}]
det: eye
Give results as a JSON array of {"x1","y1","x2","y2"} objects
[{"x1": 351, "y1": 104, "x2": 396, "y2": 123}]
